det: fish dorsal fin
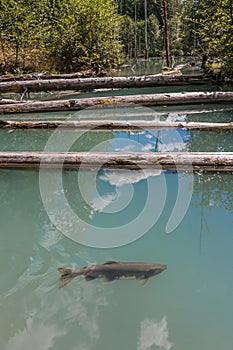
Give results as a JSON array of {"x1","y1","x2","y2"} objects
[{"x1": 104, "y1": 260, "x2": 118, "y2": 265}]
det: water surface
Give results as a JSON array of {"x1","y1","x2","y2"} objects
[
  {"x1": 0, "y1": 100, "x2": 232, "y2": 350},
  {"x1": 0, "y1": 168, "x2": 232, "y2": 350}
]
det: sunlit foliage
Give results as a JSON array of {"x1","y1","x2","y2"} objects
[{"x1": 0, "y1": 0, "x2": 123, "y2": 73}]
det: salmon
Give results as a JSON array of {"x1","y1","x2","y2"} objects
[{"x1": 58, "y1": 261, "x2": 167, "y2": 287}]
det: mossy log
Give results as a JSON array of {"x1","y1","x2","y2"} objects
[
  {"x1": 0, "y1": 152, "x2": 232, "y2": 172},
  {"x1": 0, "y1": 75, "x2": 212, "y2": 94},
  {"x1": 1, "y1": 92, "x2": 233, "y2": 114},
  {"x1": 0, "y1": 120, "x2": 232, "y2": 130}
]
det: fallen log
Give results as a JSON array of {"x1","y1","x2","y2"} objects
[
  {"x1": 0, "y1": 75, "x2": 212, "y2": 94},
  {"x1": 0, "y1": 120, "x2": 232, "y2": 130},
  {"x1": 0, "y1": 152, "x2": 232, "y2": 172},
  {"x1": 1, "y1": 92, "x2": 233, "y2": 114},
  {"x1": 0, "y1": 70, "x2": 95, "y2": 82},
  {"x1": 0, "y1": 98, "x2": 26, "y2": 105}
]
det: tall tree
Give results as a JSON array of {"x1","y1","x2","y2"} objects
[{"x1": 162, "y1": 0, "x2": 170, "y2": 66}]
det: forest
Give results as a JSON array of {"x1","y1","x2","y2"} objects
[{"x1": 0, "y1": 0, "x2": 232, "y2": 75}]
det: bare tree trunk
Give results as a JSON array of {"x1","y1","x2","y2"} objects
[
  {"x1": 162, "y1": 0, "x2": 170, "y2": 67},
  {"x1": 134, "y1": 2, "x2": 138, "y2": 60},
  {"x1": 144, "y1": 0, "x2": 149, "y2": 60}
]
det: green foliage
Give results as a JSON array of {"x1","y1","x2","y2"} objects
[
  {"x1": 0, "y1": 0, "x2": 44, "y2": 72},
  {"x1": 120, "y1": 16, "x2": 135, "y2": 59},
  {"x1": 196, "y1": 0, "x2": 233, "y2": 56},
  {"x1": 48, "y1": 0, "x2": 124, "y2": 71},
  {"x1": 119, "y1": 0, "x2": 185, "y2": 60},
  {"x1": 193, "y1": 0, "x2": 233, "y2": 75},
  {"x1": 169, "y1": 11, "x2": 184, "y2": 55},
  {"x1": 1, "y1": 0, "x2": 232, "y2": 73},
  {"x1": 0, "y1": 0, "x2": 123, "y2": 73},
  {"x1": 180, "y1": 0, "x2": 196, "y2": 55},
  {"x1": 148, "y1": 14, "x2": 162, "y2": 56}
]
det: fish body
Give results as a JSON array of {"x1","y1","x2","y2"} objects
[{"x1": 58, "y1": 261, "x2": 167, "y2": 287}]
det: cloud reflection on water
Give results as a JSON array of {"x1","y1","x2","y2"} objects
[
  {"x1": 138, "y1": 317, "x2": 173, "y2": 350},
  {"x1": 100, "y1": 169, "x2": 162, "y2": 187},
  {"x1": 3, "y1": 224, "x2": 109, "y2": 350}
]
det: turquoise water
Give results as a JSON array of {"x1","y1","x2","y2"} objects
[
  {"x1": 0, "y1": 99, "x2": 232, "y2": 349},
  {"x1": 0, "y1": 168, "x2": 232, "y2": 350},
  {"x1": 0, "y1": 128, "x2": 232, "y2": 152},
  {"x1": 110, "y1": 57, "x2": 201, "y2": 77},
  {"x1": 109, "y1": 58, "x2": 164, "y2": 77},
  {"x1": 0, "y1": 105, "x2": 232, "y2": 153}
]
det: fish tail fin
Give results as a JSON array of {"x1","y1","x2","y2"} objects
[{"x1": 58, "y1": 268, "x2": 76, "y2": 288}]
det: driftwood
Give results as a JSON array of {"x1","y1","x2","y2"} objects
[
  {"x1": 0, "y1": 152, "x2": 232, "y2": 172},
  {"x1": 0, "y1": 98, "x2": 26, "y2": 105},
  {"x1": 0, "y1": 75, "x2": 212, "y2": 94},
  {"x1": 0, "y1": 71, "x2": 96, "y2": 83},
  {"x1": 1, "y1": 92, "x2": 233, "y2": 114},
  {"x1": 0, "y1": 120, "x2": 232, "y2": 130}
]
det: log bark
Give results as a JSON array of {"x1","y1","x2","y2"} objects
[
  {"x1": 0, "y1": 71, "x2": 95, "y2": 82},
  {"x1": 0, "y1": 98, "x2": 26, "y2": 105},
  {"x1": 1, "y1": 92, "x2": 233, "y2": 114},
  {"x1": 0, "y1": 120, "x2": 232, "y2": 130},
  {"x1": 0, "y1": 75, "x2": 212, "y2": 93},
  {"x1": 0, "y1": 152, "x2": 232, "y2": 172}
]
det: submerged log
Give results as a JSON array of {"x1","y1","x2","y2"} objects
[
  {"x1": 0, "y1": 152, "x2": 232, "y2": 172},
  {"x1": 0, "y1": 120, "x2": 232, "y2": 130},
  {"x1": 1, "y1": 92, "x2": 233, "y2": 114},
  {"x1": 0, "y1": 75, "x2": 212, "y2": 93}
]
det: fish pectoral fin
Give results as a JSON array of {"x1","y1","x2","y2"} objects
[
  {"x1": 103, "y1": 276, "x2": 114, "y2": 283},
  {"x1": 139, "y1": 278, "x2": 149, "y2": 286},
  {"x1": 85, "y1": 274, "x2": 96, "y2": 281}
]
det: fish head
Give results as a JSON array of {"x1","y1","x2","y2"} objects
[{"x1": 147, "y1": 264, "x2": 167, "y2": 277}]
